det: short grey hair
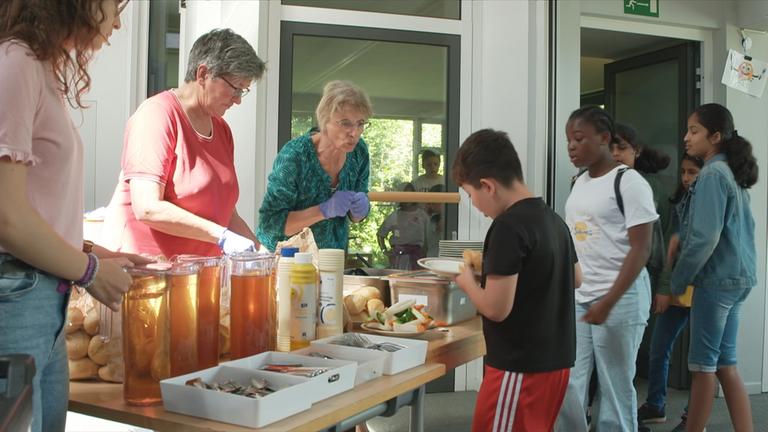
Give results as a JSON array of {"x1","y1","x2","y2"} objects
[
  {"x1": 316, "y1": 81, "x2": 373, "y2": 129},
  {"x1": 184, "y1": 28, "x2": 265, "y2": 82}
]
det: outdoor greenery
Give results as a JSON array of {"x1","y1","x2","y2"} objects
[{"x1": 290, "y1": 114, "x2": 444, "y2": 267}]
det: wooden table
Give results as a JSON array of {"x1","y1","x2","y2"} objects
[{"x1": 68, "y1": 317, "x2": 484, "y2": 431}]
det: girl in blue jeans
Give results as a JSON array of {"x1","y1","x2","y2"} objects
[
  {"x1": 638, "y1": 154, "x2": 703, "y2": 430},
  {"x1": 0, "y1": 2, "x2": 141, "y2": 431},
  {"x1": 670, "y1": 103, "x2": 757, "y2": 432}
]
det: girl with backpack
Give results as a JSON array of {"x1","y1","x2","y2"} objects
[{"x1": 557, "y1": 106, "x2": 658, "y2": 431}]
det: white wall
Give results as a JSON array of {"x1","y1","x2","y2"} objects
[{"x1": 72, "y1": 2, "x2": 143, "y2": 212}]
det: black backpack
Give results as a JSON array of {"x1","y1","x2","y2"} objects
[{"x1": 571, "y1": 168, "x2": 665, "y2": 277}]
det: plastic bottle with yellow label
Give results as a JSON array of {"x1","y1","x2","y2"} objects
[{"x1": 289, "y1": 252, "x2": 317, "y2": 349}]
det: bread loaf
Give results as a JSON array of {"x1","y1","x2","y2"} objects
[
  {"x1": 66, "y1": 307, "x2": 85, "y2": 334},
  {"x1": 69, "y1": 357, "x2": 99, "y2": 380},
  {"x1": 66, "y1": 331, "x2": 90, "y2": 360},
  {"x1": 83, "y1": 307, "x2": 100, "y2": 335},
  {"x1": 462, "y1": 250, "x2": 482, "y2": 272},
  {"x1": 353, "y1": 286, "x2": 381, "y2": 301},
  {"x1": 343, "y1": 294, "x2": 367, "y2": 315},
  {"x1": 366, "y1": 298, "x2": 385, "y2": 316},
  {"x1": 98, "y1": 359, "x2": 124, "y2": 383}
]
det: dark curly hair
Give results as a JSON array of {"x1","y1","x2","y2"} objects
[
  {"x1": 0, "y1": 0, "x2": 126, "y2": 108},
  {"x1": 692, "y1": 103, "x2": 758, "y2": 188},
  {"x1": 614, "y1": 122, "x2": 670, "y2": 174}
]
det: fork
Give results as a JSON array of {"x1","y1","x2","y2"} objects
[{"x1": 349, "y1": 333, "x2": 406, "y2": 352}]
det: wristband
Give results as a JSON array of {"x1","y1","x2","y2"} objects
[
  {"x1": 56, "y1": 253, "x2": 99, "y2": 294},
  {"x1": 74, "y1": 253, "x2": 99, "y2": 288}
]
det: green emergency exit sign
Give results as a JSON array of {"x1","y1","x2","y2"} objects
[{"x1": 624, "y1": 0, "x2": 659, "y2": 17}]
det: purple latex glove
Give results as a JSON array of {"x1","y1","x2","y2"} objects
[
  {"x1": 349, "y1": 192, "x2": 370, "y2": 219},
  {"x1": 218, "y1": 229, "x2": 256, "y2": 255},
  {"x1": 319, "y1": 190, "x2": 354, "y2": 219}
]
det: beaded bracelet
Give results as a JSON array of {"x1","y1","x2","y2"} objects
[{"x1": 56, "y1": 253, "x2": 99, "y2": 294}]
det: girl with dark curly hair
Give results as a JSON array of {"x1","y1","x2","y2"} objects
[{"x1": 0, "y1": 2, "x2": 137, "y2": 431}]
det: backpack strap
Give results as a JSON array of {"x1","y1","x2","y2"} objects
[
  {"x1": 614, "y1": 167, "x2": 628, "y2": 216},
  {"x1": 570, "y1": 169, "x2": 587, "y2": 190}
]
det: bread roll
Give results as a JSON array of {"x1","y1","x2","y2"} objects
[
  {"x1": 66, "y1": 331, "x2": 90, "y2": 360},
  {"x1": 66, "y1": 307, "x2": 85, "y2": 334},
  {"x1": 344, "y1": 294, "x2": 367, "y2": 315},
  {"x1": 98, "y1": 360, "x2": 124, "y2": 383},
  {"x1": 88, "y1": 336, "x2": 116, "y2": 365},
  {"x1": 69, "y1": 357, "x2": 99, "y2": 380},
  {"x1": 366, "y1": 298, "x2": 385, "y2": 316},
  {"x1": 352, "y1": 286, "x2": 382, "y2": 301},
  {"x1": 83, "y1": 307, "x2": 100, "y2": 335},
  {"x1": 463, "y1": 250, "x2": 482, "y2": 272}
]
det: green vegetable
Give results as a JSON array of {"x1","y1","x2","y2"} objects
[{"x1": 395, "y1": 308, "x2": 416, "y2": 324}]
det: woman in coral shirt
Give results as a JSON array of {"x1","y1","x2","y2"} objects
[{"x1": 102, "y1": 29, "x2": 264, "y2": 258}]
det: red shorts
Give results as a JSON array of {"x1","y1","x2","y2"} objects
[{"x1": 472, "y1": 365, "x2": 569, "y2": 432}]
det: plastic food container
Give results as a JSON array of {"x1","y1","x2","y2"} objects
[{"x1": 385, "y1": 270, "x2": 477, "y2": 325}]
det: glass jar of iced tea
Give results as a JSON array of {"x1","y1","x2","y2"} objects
[
  {"x1": 122, "y1": 263, "x2": 170, "y2": 406},
  {"x1": 167, "y1": 261, "x2": 199, "y2": 377},
  {"x1": 228, "y1": 252, "x2": 276, "y2": 360},
  {"x1": 174, "y1": 255, "x2": 223, "y2": 370}
]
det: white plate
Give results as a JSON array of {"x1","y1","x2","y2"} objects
[
  {"x1": 360, "y1": 322, "x2": 429, "y2": 337},
  {"x1": 417, "y1": 257, "x2": 463, "y2": 276}
]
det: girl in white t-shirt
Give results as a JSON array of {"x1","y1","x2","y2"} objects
[{"x1": 556, "y1": 106, "x2": 658, "y2": 432}]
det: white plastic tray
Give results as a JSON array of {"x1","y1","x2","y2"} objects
[
  {"x1": 294, "y1": 345, "x2": 386, "y2": 385},
  {"x1": 160, "y1": 365, "x2": 311, "y2": 428},
  {"x1": 222, "y1": 351, "x2": 356, "y2": 403},
  {"x1": 311, "y1": 333, "x2": 428, "y2": 375}
]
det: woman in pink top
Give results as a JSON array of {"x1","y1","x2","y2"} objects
[
  {"x1": 101, "y1": 29, "x2": 265, "y2": 258},
  {"x1": 0, "y1": 2, "x2": 140, "y2": 431}
]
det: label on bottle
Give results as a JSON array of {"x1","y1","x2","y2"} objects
[
  {"x1": 318, "y1": 273, "x2": 338, "y2": 325},
  {"x1": 290, "y1": 279, "x2": 317, "y2": 342}
]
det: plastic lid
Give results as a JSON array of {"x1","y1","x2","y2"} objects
[
  {"x1": 294, "y1": 252, "x2": 313, "y2": 264},
  {"x1": 281, "y1": 247, "x2": 299, "y2": 258}
]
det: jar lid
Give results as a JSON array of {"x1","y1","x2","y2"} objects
[{"x1": 172, "y1": 254, "x2": 222, "y2": 267}]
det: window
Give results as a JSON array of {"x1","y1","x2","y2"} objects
[
  {"x1": 147, "y1": 0, "x2": 181, "y2": 96},
  {"x1": 279, "y1": 22, "x2": 460, "y2": 267},
  {"x1": 282, "y1": 0, "x2": 460, "y2": 20}
]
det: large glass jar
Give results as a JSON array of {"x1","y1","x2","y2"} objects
[
  {"x1": 228, "y1": 252, "x2": 276, "y2": 360},
  {"x1": 122, "y1": 263, "x2": 170, "y2": 406},
  {"x1": 174, "y1": 255, "x2": 223, "y2": 370},
  {"x1": 167, "y1": 261, "x2": 199, "y2": 377}
]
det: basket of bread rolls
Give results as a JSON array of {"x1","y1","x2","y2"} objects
[{"x1": 65, "y1": 290, "x2": 124, "y2": 382}]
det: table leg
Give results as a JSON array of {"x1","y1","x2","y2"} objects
[{"x1": 409, "y1": 385, "x2": 426, "y2": 432}]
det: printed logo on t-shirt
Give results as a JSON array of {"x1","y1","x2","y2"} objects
[{"x1": 571, "y1": 216, "x2": 601, "y2": 255}]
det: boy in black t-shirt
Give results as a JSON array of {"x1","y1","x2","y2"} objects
[{"x1": 453, "y1": 129, "x2": 580, "y2": 432}]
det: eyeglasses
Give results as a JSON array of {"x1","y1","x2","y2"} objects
[
  {"x1": 218, "y1": 76, "x2": 251, "y2": 98},
  {"x1": 335, "y1": 119, "x2": 370, "y2": 131},
  {"x1": 117, "y1": 0, "x2": 129, "y2": 13}
]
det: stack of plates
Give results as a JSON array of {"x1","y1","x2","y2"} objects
[{"x1": 438, "y1": 240, "x2": 483, "y2": 258}]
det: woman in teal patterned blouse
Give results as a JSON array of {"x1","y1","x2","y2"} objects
[{"x1": 257, "y1": 81, "x2": 372, "y2": 251}]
